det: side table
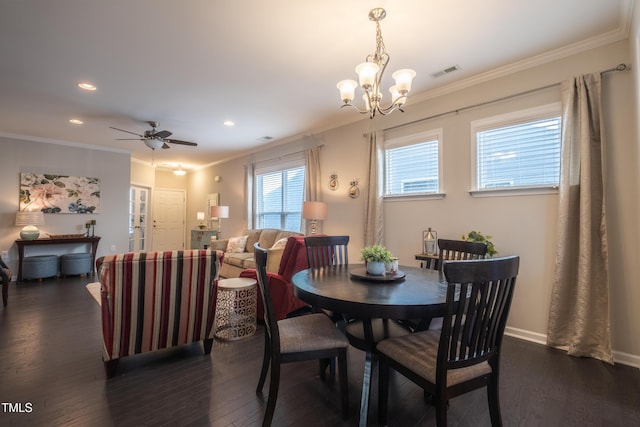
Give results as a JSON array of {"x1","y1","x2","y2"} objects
[{"x1": 214, "y1": 277, "x2": 257, "y2": 341}]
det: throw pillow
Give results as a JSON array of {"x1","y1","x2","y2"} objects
[
  {"x1": 270, "y1": 237, "x2": 289, "y2": 250},
  {"x1": 227, "y1": 235, "x2": 249, "y2": 253}
]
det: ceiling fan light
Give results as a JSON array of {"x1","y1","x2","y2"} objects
[
  {"x1": 337, "y1": 79, "x2": 358, "y2": 104},
  {"x1": 392, "y1": 69, "x2": 416, "y2": 93},
  {"x1": 355, "y1": 62, "x2": 379, "y2": 88},
  {"x1": 144, "y1": 139, "x2": 164, "y2": 150}
]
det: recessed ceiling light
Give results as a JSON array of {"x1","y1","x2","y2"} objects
[
  {"x1": 69, "y1": 118, "x2": 83, "y2": 125},
  {"x1": 223, "y1": 120, "x2": 235, "y2": 127},
  {"x1": 77, "y1": 82, "x2": 97, "y2": 91}
]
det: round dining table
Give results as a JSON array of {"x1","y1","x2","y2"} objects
[{"x1": 292, "y1": 264, "x2": 449, "y2": 427}]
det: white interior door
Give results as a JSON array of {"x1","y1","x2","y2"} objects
[
  {"x1": 129, "y1": 185, "x2": 150, "y2": 252},
  {"x1": 152, "y1": 188, "x2": 186, "y2": 251}
]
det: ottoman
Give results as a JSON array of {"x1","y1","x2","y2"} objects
[
  {"x1": 23, "y1": 255, "x2": 58, "y2": 280},
  {"x1": 60, "y1": 253, "x2": 92, "y2": 277}
]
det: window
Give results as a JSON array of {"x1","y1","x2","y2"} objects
[
  {"x1": 384, "y1": 129, "x2": 442, "y2": 197},
  {"x1": 472, "y1": 103, "x2": 561, "y2": 192},
  {"x1": 254, "y1": 159, "x2": 305, "y2": 232}
]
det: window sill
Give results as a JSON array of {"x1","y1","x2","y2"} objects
[
  {"x1": 383, "y1": 193, "x2": 446, "y2": 202},
  {"x1": 469, "y1": 186, "x2": 558, "y2": 197}
]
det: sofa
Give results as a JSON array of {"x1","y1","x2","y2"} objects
[
  {"x1": 96, "y1": 249, "x2": 223, "y2": 378},
  {"x1": 209, "y1": 228, "x2": 303, "y2": 278},
  {"x1": 240, "y1": 236, "x2": 310, "y2": 320}
]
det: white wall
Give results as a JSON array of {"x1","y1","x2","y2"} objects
[
  {"x1": 0, "y1": 136, "x2": 131, "y2": 271},
  {"x1": 193, "y1": 39, "x2": 640, "y2": 365}
]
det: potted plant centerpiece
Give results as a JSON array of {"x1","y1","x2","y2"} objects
[{"x1": 361, "y1": 244, "x2": 393, "y2": 276}]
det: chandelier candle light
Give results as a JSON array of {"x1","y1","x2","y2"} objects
[{"x1": 337, "y1": 8, "x2": 416, "y2": 119}]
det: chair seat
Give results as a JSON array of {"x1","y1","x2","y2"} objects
[
  {"x1": 279, "y1": 313, "x2": 348, "y2": 354},
  {"x1": 377, "y1": 330, "x2": 492, "y2": 386}
]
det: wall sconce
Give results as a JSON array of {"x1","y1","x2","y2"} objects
[
  {"x1": 328, "y1": 172, "x2": 339, "y2": 191},
  {"x1": 349, "y1": 180, "x2": 360, "y2": 198},
  {"x1": 210, "y1": 205, "x2": 229, "y2": 236},
  {"x1": 302, "y1": 201, "x2": 328, "y2": 234}
]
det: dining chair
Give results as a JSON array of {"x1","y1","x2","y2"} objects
[
  {"x1": 437, "y1": 239, "x2": 488, "y2": 271},
  {"x1": 304, "y1": 235, "x2": 349, "y2": 267},
  {"x1": 401, "y1": 239, "x2": 490, "y2": 332},
  {"x1": 0, "y1": 255, "x2": 11, "y2": 306},
  {"x1": 377, "y1": 256, "x2": 520, "y2": 427},
  {"x1": 253, "y1": 243, "x2": 349, "y2": 426},
  {"x1": 304, "y1": 235, "x2": 350, "y2": 324}
]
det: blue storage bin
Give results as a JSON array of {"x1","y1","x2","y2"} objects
[
  {"x1": 60, "y1": 253, "x2": 92, "y2": 276},
  {"x1": 23, "y1": 255, "x2": 58, "y2": 280}
]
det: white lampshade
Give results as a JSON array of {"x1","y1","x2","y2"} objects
[
  {"x1": 389, "y1": 85, "x2": 405, "y2": 106},
  {"x1": 143, "y1": 139, "x2": 164, "y2": 150},
  {"x1": 302, "y1": 201, "x2": 328, "y2": 221},
  {"x1": 210, "y1": 205, "x2": 229, "y2": 219},
  {"x1": 392, "y1": 69, "x2": 416, "y2": 93},
  {"x1": 15, "y1": 211, "x2": 45, "y2": 240},
  {"x1": 355, "y1": 62, "x2": 379, "y2": 88},
  {"x1": 337, "y1": 79, "x2": 358, "y2": 104},
  {"x1": 196, "y1": 211, "x2": 205, "y2": 221}
]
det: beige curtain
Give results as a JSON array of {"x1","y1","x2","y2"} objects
[
  {"x1": 547, "y1": 73, "x2": 612, "y2": 364},
  {"x1": 244, "y1": 163, "x2": 254, "y2": 229},
  {"x1": 364, "y1": 131, "x2": 384, "y2": 246},
  {"x1": 303, "y1": 146, "x2": 322, "y2": 234}
]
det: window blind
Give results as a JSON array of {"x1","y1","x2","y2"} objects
[
  {"x1": 385, "y1": 140, "x2": 439, "y2": 195},
  {"x1": 476, "y1": 117, "x2": 561, "y2": 189}
]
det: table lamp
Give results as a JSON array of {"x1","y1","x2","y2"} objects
[
  {"x1": 196, "y1": 211, "x2": 206, "y2": 229},
  {"x1": 210, "y1": 205, "x2": 229, "y2": 236},
  {"x1": 302, "y1": 201, "x2": 328, "y2": 234},
  {"x1": 15, "y1": 211, "x2": 45, "y2": 240}
]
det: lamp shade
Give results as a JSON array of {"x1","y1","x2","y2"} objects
[
  {"x1": 196, "y1": 211, "x2": 205, "y2": 221},
  {"x1": 15, "y1": 211, "x2": 44, "y2": 227},
  {"x1": 210, "y1": 205, "x2": 229, "y2": 219},
  {"x1": 302, "y1": 201, "x2": 328, "y2": 220}
]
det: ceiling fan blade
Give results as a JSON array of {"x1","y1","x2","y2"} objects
[
  {"x1": 154, "y1": 130, "x2": 172, "y2": 139},
  {"x1": 109, "y1": 126, "x2": 143, "y2": 137},
  {"x1": 166, "y1": 139, "x2": 198, "y2": 147},
  {"x1": 116, "y1": 138, "x2": 145, "y2": 141}
]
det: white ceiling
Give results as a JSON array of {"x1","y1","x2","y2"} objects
[{"x1": 0, "y1": 0, "x2": 632, "y2": 171}]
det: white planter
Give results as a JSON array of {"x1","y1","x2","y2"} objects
[{"x1": 366, "y1": 261, "x2": 386, "y2": 276}]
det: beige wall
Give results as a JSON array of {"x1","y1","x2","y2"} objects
[
  {"x1": 191, "y1": 40, "x2": 640, "y2": 365},
  {"x1": 0, "y1": 136, "x2": 131, "y2": 268}
]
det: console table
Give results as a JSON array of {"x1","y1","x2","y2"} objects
[
  {"x1": 414, "y1": 253, "x2": 440, "y2": 270},
  {"x1": 15, "y1": 236, "x2": 101, "y2": 282}
]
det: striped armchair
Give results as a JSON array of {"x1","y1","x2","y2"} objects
[{"x1": 96, "y1": 249, "x2": 223, "y2": 378}]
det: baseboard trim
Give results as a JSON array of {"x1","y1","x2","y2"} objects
[{"x1": 505, "y1": 326, "x2": 640, "y2": 370}]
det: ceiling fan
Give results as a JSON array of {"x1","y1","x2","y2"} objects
[{"x1": 110, "y1": 121, "x2": 198, "y2": 150}]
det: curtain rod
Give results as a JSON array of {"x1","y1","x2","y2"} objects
[{"x1": 377, "y1": 63, "x2": 628, "y2": 134}]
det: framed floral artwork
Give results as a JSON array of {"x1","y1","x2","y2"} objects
[{"x1": 20, "y1": 173, "x2": 100, "y2": 214}]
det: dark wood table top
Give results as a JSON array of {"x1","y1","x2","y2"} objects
[{"x1": 292, "y1": 264, "x2": 449, "y2": 320}]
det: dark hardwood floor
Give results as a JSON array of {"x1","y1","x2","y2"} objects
[{"x1": 1, "y1": 276, "x2": 639, "y2": 426}]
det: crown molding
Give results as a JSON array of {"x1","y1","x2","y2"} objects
[{"x1": 0, "y1": 132, "x2": 131, "y2": 155}]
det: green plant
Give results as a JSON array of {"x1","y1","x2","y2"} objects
[
  {"x1": 360, "y1": 245, "x2": 393, "y2": 263},
  {"x1": 461, "y1": 231, "x2": 498, "y2": 256}
]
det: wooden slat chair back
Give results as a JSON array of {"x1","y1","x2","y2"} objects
[
  {"x1": 437, "y1": 239, "x2": 488, "y2": 272},
  {"x1": 377, "y1": 256, "x2": 520, "y2": 427},
  {"x1": 304, "y1": 235, "x2": 349, "y2": 268}
]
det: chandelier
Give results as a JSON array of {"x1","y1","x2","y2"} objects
[{"x1": 337, "y1": 8, "x2": 416, "y2": 119}]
